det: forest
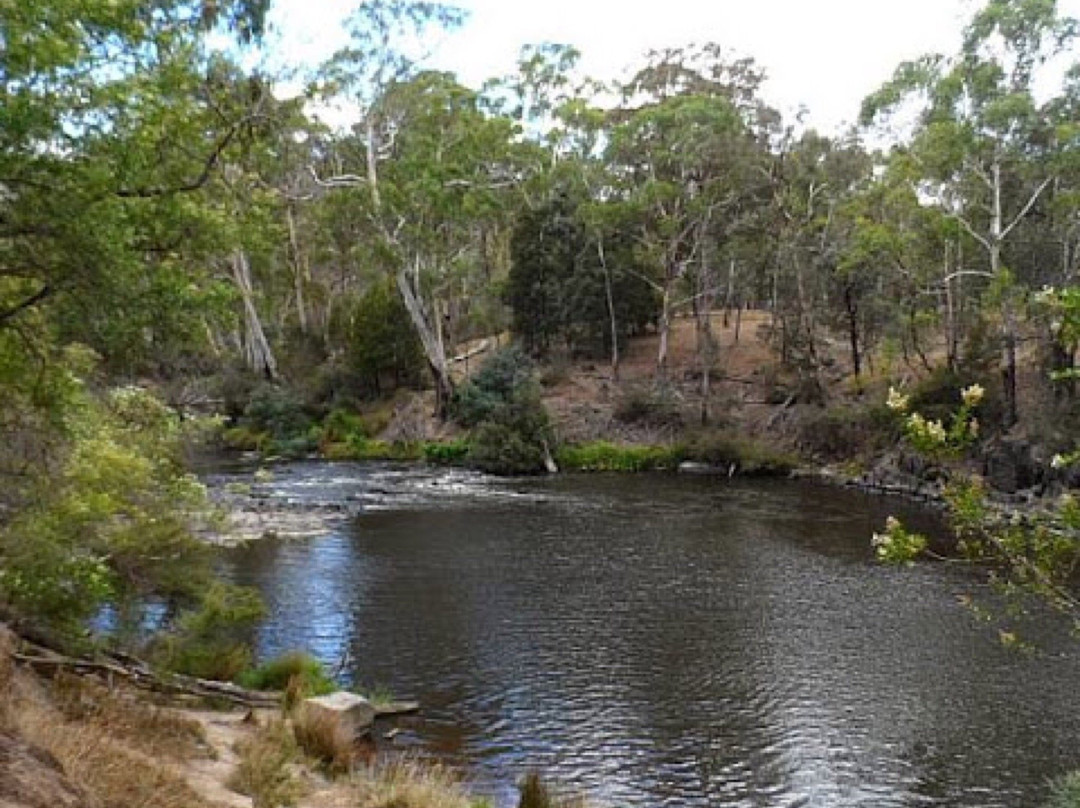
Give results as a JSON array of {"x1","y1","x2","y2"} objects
[{"x1": 3, "y1": 0, "x2": 1080, "y2": 806}]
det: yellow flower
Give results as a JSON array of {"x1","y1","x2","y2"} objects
[
  {"x1": 886, "y1": 386, "x2": 910, "y2": 412},
  {"x1": 961, "y1": 384, "x2": 985, "y2": 407}
]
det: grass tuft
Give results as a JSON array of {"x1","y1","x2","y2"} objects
[
  {"x1": 229, "y1": 718, "x2": 305, "y2": 808},
  {"x1": 291, "y1": 703, "x2": 357, "y2": 774}
]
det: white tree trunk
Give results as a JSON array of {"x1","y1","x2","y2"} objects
[{"x1": 232, "y1": 250, "x2": 279, "y2": 381}]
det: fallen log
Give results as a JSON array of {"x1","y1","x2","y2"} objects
[{"x1": 12, "y1": 651, "x2": 281, "y2": 708}]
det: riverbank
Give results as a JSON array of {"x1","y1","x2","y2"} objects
[{"x1": 0, "y1": 623, "x2": 505, "y2": 808}]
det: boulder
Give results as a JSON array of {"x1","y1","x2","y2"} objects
[
  {"x1": 300, "y1": 692, "x2": 374, "y2": 738},
  {"x1": 981, "y1": 437, "x2": 1043, "y2": 494},
  {"x1": 0, "y1": 732, "x2": 95, "y2": 808}
]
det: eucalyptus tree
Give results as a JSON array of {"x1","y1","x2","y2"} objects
[
  {"x1": 606, "y1": 44, "x2": 774, "y2": 394},
  {"x1": 861, "y1": 0, "x2": 1079, "y2": 426},
  {"x1": 314, "y1": 67, "x2": 525, "y2": 416}
]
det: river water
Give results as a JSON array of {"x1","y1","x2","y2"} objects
[{"x1": 216, "y1": 461, "x2": 1080, "y2": 807}]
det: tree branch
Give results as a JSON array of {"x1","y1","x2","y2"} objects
[
  {"x1": 308, "y1": 166, "x2": 366, "y2": 188},
  {"x1": 114, "y1": 114, "x2": 260, "y2": 199},
  {"x1": 951, "y1": 213, "x2": 993, "y2": 254},
  {"x1": 0, "y1": 284, "x2": 53, "y2": 326},
  {"x1": 1000, "y1": 175, "x2": 1054, "y2": 242}
]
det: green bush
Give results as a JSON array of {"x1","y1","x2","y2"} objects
[
  {"x1": 320, "y1": 408, "x2": 370, "y2": 444},
  {"x1": 455, "y1": 347, "x2": 555, "y2": 476},
  {"x1": 242, "y1": 384, "x2": 312, "y2": 442},
  {"x1": 222, "y1": 425, "x2": 269, "y2": 451},
  {"x1": 1045, "y1": 771, "x2": 1080, "y2": 808},
  {"x1": 613, "y1": 385, "x2": 684, "y2": 430},
  {"x1": 797, "y1": 402, "x2": 899, "y2": 461},
  {"x1": 556, "y1": 441, "x2": 680, "y2": 472},
  {"x1": 680, "y1": 432, "x2": 797, "y2": 476},
  {"x1": 423, "y1": 440, "x2": 471, "y2": 465},
  {"x1": 237, "y1": 651, "x2": 336, "y2": 697},
  {"x1": 469, "y1": 422, "x2": 549, "y2": 475},
  {"x1": 153, "y1": 582, "x2": 265, "y2": 681}
]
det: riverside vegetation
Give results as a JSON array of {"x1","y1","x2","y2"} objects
[{"x1": 3, "y1": 0, "x2": 1080, "y2": 805}]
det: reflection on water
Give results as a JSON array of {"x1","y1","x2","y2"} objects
[{"x1": 220, "y1": 463, "x2": 1080, "y2": 807}]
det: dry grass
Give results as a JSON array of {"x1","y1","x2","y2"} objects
[
  {"x1": 344, "y1": 759, "x2": 481, "y2": 808},
  {"x1": 518, "y1": 772, "x2": 590, "y2": 808},
  {"x1": 290, "y1": 703, "x2": 357, "y2": 774},
  {"x1": 228, "y1": 718, "x2": 305, "y2": 808},
  {"x1": 8, "y1": 676, "x2": 217, "y2": 808},
  {"x1": 50, "y1": 672, "x2": 208, "y2": 761}
]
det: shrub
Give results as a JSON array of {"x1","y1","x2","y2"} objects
[
  {"x1": 613, "y1": 385, "x2": 684, "y2": 430},
  {"x1": 153, "y1": 583, "x2": 264, "y2": 681},
  {"x1": 680, "y1": 432, "x2": 797, "y2": 476},
  {"x1": 237, "y1": 651, "x2": 336, "y2": 698},
  {"x1": 320, "y1": 408, "x2": 369, "y2": 445},
  {"x1": 518, "y1": 772, "x2": 588, "y2": 808},
  {"x1": 454, "y1": 345, "x2": 538, "y2": 428},
  {"x1": 230, "y1": 719, "x2": 305, "y2": 808},
  {"x1": 1045, "y1": 772, "x2": 1080, "y2": 808},
  {"x1": 242, "y1": 384, "x2": 312, "y2": 442},
  {"x1": 423, "y1": 440, "x2": 471, "y2": 465},
  {"x1": 797, "y1": 402, "x2": 899, "y2": 461},
  {"x1": 455, "y1": 347, "x2": 555, "y2": 476},
  {"x1": 556, "y1": 442, "x2": 679, "y2": 472}
]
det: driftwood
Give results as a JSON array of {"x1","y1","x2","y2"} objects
[{"x1": 12, "y1": 646, "x2": 281, "y2": 709}]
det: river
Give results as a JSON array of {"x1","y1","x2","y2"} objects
[{"x1": 213, "y1": 461, "x2": 1080, "y2": 807}]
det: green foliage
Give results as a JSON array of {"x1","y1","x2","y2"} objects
[
  {"x1": 345, "y1": 280, "x2": 426, "y2": 396},
  {"x1": 1045, "y1": 772, "x2": 1080, "y2": 808},
  {"x1": 320, "y1": 408, "x2": 371, "y2": 444},
  {"x1": 871, "y1": 516, "x2": 929, "y2": 565},
  {"x1": 0, "y1": 385, "x2": 222, "y2": 639},
  {"x1": 797, "y1": 402, "x2": 900, "y2": 461},
  {"x1": 237, "y1": 651, "x2": 336, "y2": 697},
  {"x1": 422, "y1": 440, "x2": 472, "y2": 465},
  {"x1": 679, "y1": 432, "x2": 798, "y2": 476},
  {"x1": 153, "y1": 582, "x2": 265, "y2": 681},
  {"x1": 887, "y1": 381, "x2": 985, "y2": 460},
  {"x1": 556, "y1": 442, "x2": 680, "y2": 472},
  {"x1": 242, "y1": 384, "x2": 313, "y2": 442},
  {"x1": 454, "y1": 347, "x2": 555, "y2": 475}
]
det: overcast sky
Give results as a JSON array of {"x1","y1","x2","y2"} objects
[{"x1": 260, "y1": 0, "x2": 1080, "y2": 133}]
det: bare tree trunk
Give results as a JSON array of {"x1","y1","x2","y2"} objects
[
  {"x1": 844, "y1": 284, "x2": 861, "y2": 381},
  {"x1": 597, "y1": 238, "x2": 620, "y2": 381},
  {"x1": 286, "y1": 203, "x2": 308, "y2": 334},
  {"x1": 943, "y1": 242, "x2": 959, "y2": 372},
  {"x1": 365, "y1": 117, "x2": 382, "y2": 211},
  {"x1": 657, "y1": 284, "x2": 672, "y2": 381},
  {"x1": 696, "y1": 226, "x2": 717, "y2": 425},
  {"x1": 396, "y1": 259, "x2": 454, "y2": 419},
  {"x1": 231, "y1": 250, "x2": 279, "y2": 381}
]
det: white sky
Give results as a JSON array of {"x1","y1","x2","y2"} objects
[{"x1": 260, "y1": 0, "x2": 1080, "y2": 133}]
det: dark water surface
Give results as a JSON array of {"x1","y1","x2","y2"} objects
[{"x1": 218, "y1": 462, "x2": 1080, "y2": 807}]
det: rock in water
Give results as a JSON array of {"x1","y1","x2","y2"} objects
[{"x1": 301, "y1": 692, "x2": 375, "y2": 737}]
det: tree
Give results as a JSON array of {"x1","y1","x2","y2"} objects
[
  {"x1": 862, "y1": 0, "x2": 1079, "y2": 426},
  {"x1": 0, "y1": 0, "x2": 272, "y2": 649},
  {"x1": 607, "y1": 45, "x2": 773, "y2": 388}
]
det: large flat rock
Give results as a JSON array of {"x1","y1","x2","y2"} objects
[{"x1": 300, "y1": 692, "x2": 375, "y2": 737}]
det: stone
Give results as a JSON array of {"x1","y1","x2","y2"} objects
[
  {"x1": 300, "y1": 692, "x2": 374, "y2": 738},
  {"x1": 981, "y1": 437, "x2": 1042, "y2": 495},
  {"x1": 678, "y1": 461, "x2": 727, "y2": 476}
]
